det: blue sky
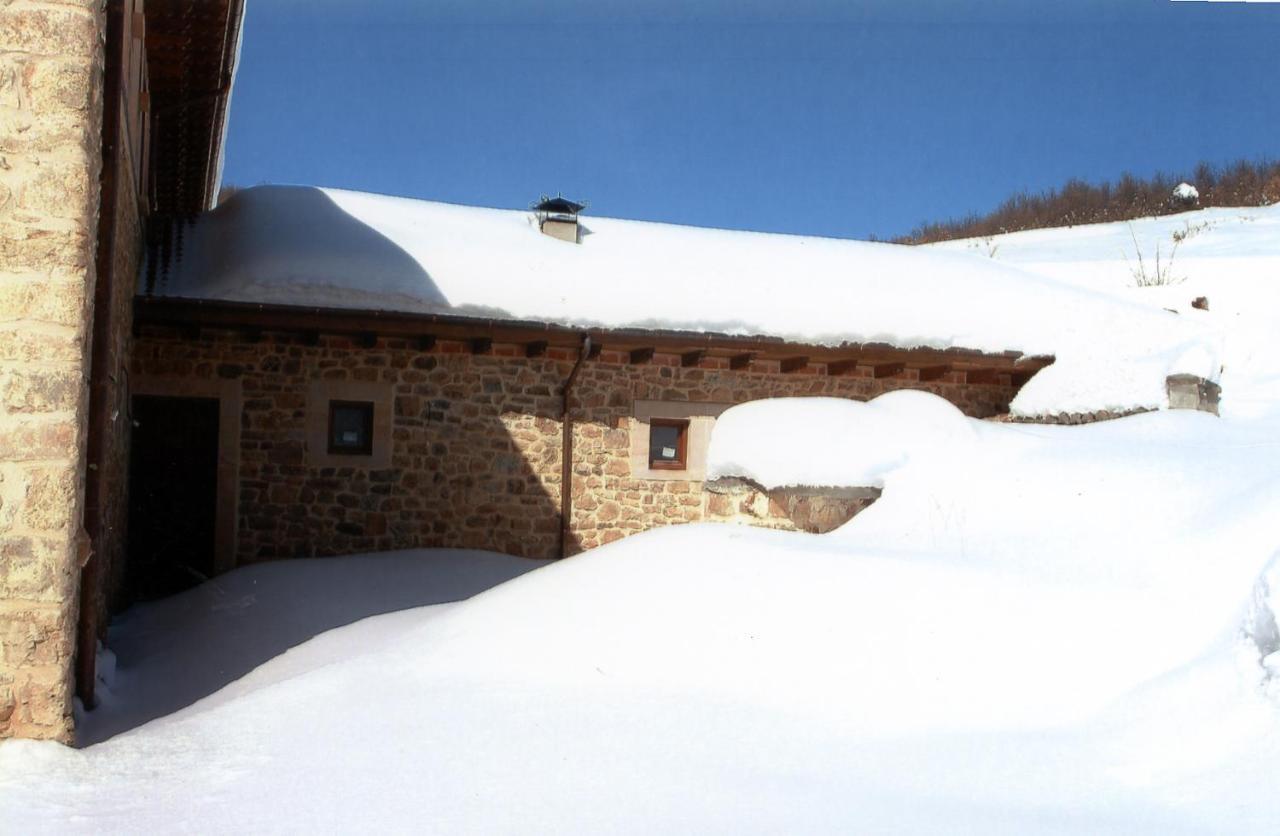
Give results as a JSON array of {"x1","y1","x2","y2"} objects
[{"x1": 223, "y1": 1, "x2": 1280, "y2": 240}]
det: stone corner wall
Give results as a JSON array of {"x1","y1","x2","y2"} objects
[
  {"x1": 704, "y1": 477, "x2": 881, "y2": 533},
  {"x1": 0, "y1": 0, "x2": 105, "y2": 742}
]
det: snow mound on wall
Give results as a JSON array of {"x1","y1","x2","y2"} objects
[
  {"x1": 706, "y1": 391, "x2": 973, "y2": 488},
  {"x1": 155, "y1": 185, "x2": 1222, "y2": 416}
]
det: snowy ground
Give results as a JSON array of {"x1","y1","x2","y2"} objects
[{"x1": 4, "y1": 204, "x2": 1280, "y2": 832}]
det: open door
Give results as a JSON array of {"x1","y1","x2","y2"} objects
[{"x1": 126, "y1": 395, "x2": 221, "y2": 602}]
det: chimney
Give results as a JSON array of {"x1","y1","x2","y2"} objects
[{"x1": 533, "y1": 194, "x2": 585, "y2": 243}]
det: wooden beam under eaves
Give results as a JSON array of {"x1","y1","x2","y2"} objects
[
  {"x1": 470, "y1": 337, "x2": 493, "y2": 355},
  {"x1": 864, "y1": 361, "x2": 905, "y2": 379},
  {"x1": 825, "y1": 360, "x2": 859, "y2": 376},
  {"x1": 913, "y1": 365, "x2": 950, "y2": 382},
  {"x1": 525, "y1": 340, "x2": 548, "y2": 358},
  {"x1": 681, "y1": 350, "x2": 704, "y2": 368},
  {"x1": 729, "y1": 353, "x2": 755, "y2": 371},
  {"x1": 1009, "y1": 369, "x2": 1037, "y2": 387},
  {"x1": 780, "y1": 356, "x2": 809, "y2": 374},
  {"x1": 964, "y1": 368, "x2": 998, "y2": 385},
  {"x1": 630, "y1": 347, "x2": 656, "y2": 365}
]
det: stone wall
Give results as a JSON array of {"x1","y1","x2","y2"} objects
[
  {"x1": 80, "y1": 112, "x2": 141, "y2": 649},
  {"x1": 0, "y1": 0, "x2": 105, "y2": 741},
  {"x1": 131, "y1": 329, "x2": 1020, "y2": 566},
  {"x1": 704, "y1": 478, "x2": 882, "y2": 534}
]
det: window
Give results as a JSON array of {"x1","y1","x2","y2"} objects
[
  {"x1": 328, "y1": 400, "x2": 374, "y2": 455},
  {"x1": 648, "y1": 418, "x2": 689, "y2": 470}
]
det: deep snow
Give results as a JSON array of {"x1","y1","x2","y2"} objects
[
  {"x1": 154, "y1": 185, "x2": 1222, "y2": 416},
  {"x1": 2, "y1": 203, "x2": 1279, "y2": 833}
]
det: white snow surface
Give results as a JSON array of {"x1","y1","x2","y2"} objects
[
  {"x1": 4, "y1": 404, "x2": 1280, "y2": 833},
  {"x1": 930, "y1": 203, "x2": 1280, "y2": 419},
  {"x1": 6, "y1": 203, "x2": 1280, "y2": 833},
  {"x1": 706, "y1": 389, "x2": 975, "y2": 488},
  {"x1": 156, "y1": 185, "x2": 1222, "y2": 416}
]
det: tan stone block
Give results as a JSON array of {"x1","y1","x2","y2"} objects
[
  {"x1": 1, "y1": 366, "x2": 82, "y2": 412},
  {"x1": 0, "y1": 111, "x2": 87, "y2": 154},
  {"x1": 0, "y1": 536, "x2": 70, "y2": 601},
  {"x1": 0, "y1": 328, "x2": 80, "y2": 364},
  {"x1": 1, "y1": 605, "x2": 72, "y2": 666},
  {"x1": 0, "y1": 226, "x2": 91, "y2": 273},
  {"x1": 0, "y1": 5, "x2": 98, "y2": 60},
  {"x1": 8, "y1": 663, "x2": 74, "y2": 742},
  {"x1": 0, "y1": 415, "x2": 78, "y2": 461},
  {"x1": 17, "y1": 158, "x2": 95, "y2": 220},
  {"x1": 0, "y1": 277, "x2": 87, "y2": 327},
  {"x1": 18, "y1": 465, "x2": 78, "y2": 532},
  {"x1": 23, "y1": 56, "x2": 95, "y2": 112}
]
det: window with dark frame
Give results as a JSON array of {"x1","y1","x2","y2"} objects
[
  {"x1": 648, "y1": 418, "x2": 689, "y2": 470},
  {"x1": 328, "y1": 400, "x2": 374, "y2": 455}
]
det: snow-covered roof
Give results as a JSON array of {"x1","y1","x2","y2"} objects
[{"x1": 154, "y1": 185, "x2": 1222, "y2": 416}]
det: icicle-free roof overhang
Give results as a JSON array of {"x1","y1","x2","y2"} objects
[{"x1": 145, "y1": 0, "x2": 246, "y2": 218}]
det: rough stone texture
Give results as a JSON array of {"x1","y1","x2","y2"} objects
[
  {"x1": 80, "y1": 106, "x2": 141, "y2": 652},
  {"x1": 0, "y1": 0, "x2": 105, "y2": 741},
  {"x1": 1003, "y1": 407, "x2": 1154, "y2": 425},
  {"x1": 1166, "y1": 374, "x2": 1221, "y2": 415},
  {"x1": 131, "y1": 330, "x2": 1021, "y2": 563},
  {"x1": 704, "y1": 478, "x2": 882, "y2": 533}
]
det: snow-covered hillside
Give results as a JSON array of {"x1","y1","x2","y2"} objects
[
  {"x1": 930, "y1": 204, "x2": 1280, "y2": 417},
  {"x1": 157, "y1": 185, "x2": 1222, "y2": 416},
  {"x1": 4, "y1": 202, "x2": 1279, "y2": 833}
]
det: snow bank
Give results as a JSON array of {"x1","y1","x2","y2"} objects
[
  {"x1": 928, "y1": 203, "x2": 1280, "y2": 418},
  {"x1": 705, "y1": 390, "x2": 973, "y2": 488},
  {"x1": 4, "y1": 401, "x2": 1280, "y2": 832},
  {"x1": 155, "y1": 185, "x2": 1222, "y2": 416}
]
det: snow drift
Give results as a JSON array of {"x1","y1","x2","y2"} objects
[
  {"x1": 4, "y1": 394, "x2": 1280, "y2": 833},
  {"x1": 153, "y1": 185, "x2": 1222, "y2": 416}
]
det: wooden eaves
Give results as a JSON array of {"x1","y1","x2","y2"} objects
[{"x1": 134, "y1": 296, "x2": 1054, "y2": 386}]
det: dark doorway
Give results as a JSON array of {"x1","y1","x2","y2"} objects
[{"x1": 126, "y1": 395, "x2": 220, "y2": 602}]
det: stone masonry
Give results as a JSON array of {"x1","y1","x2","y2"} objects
[
  {"x1": 0, "y1": 0, "x2": 105, "y2": 741},
  {"x1": 131, "y1": 328, "x2": 1020, "y2": 564}
]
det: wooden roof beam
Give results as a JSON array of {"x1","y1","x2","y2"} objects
[
  {"x1": 729, "y1": 353, "x2": 756, "y2": 371},
  {"x1": 862, "y1": 361, "x2": 905, "y2": 379},
  {"x1": 825, "y1": 359, "x2": 860, "y2": 376},
  {"x1": 681, "y1": 350, "x2": 705, "y2": 368},
  {"x1": 630, "y1": 347, "x2": 656, "y2": 365},
  {"x1": 964, "y1": 368, "x2": 999, "y2": 385},
  {"x1": 913, "y1": 364, "x2": 951, "y2": 382},
  {"x1": 470, "y1": 337, "x2": 493, "y2": 355},
  {"x1": 526, "y1": 340, "x2": 548, "y2": 358},
  {"x1": 780, "y1": 356, "x2": 809, "y2": 374}
]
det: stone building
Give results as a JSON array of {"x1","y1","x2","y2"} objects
[
  {"x1": 1, "y1": 0, "x2": 244, "y2": 741},
  {"x1": 0, "y1": 2, "x2": 1216, "y2": 747}
]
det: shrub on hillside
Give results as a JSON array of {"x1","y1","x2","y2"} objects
[{"x1": 896, "y1": 158, "x2": 1280, "y2": 244}]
